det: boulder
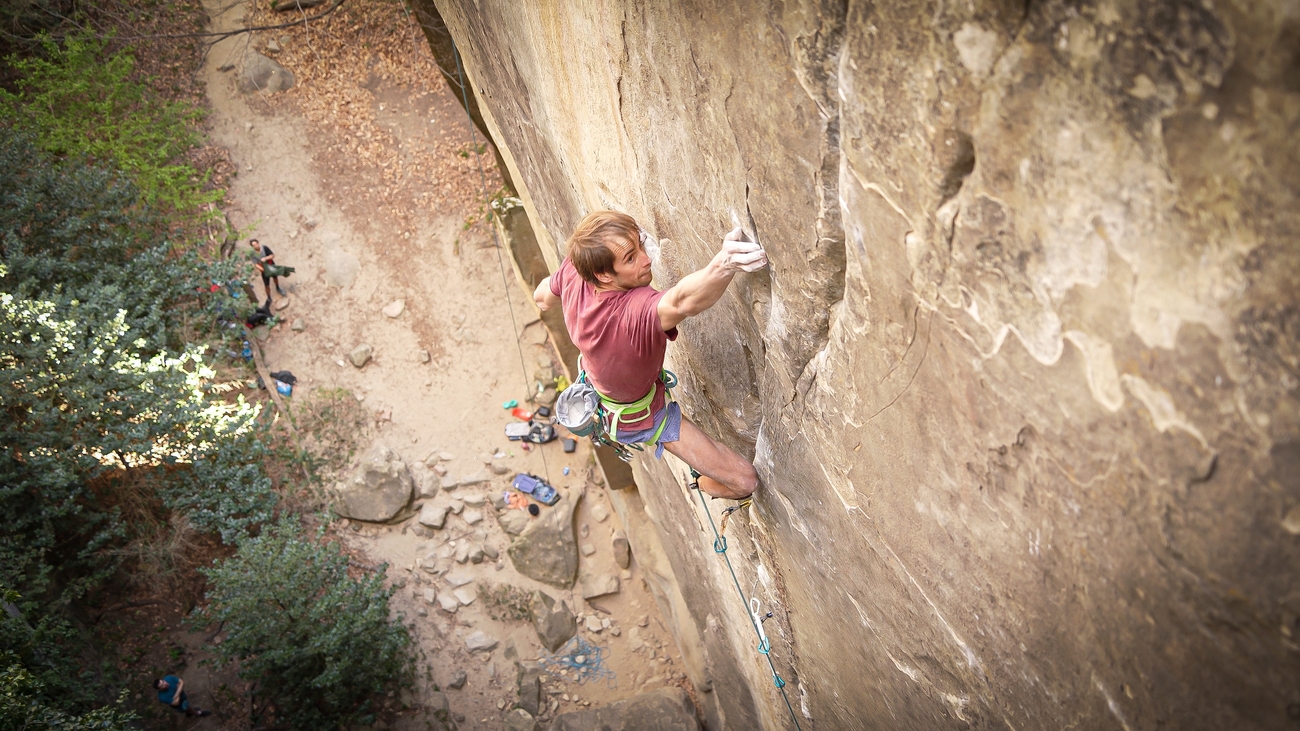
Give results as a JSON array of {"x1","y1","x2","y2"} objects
[
  {"x1": 503, "y1": 708, "x2": 537, "y2": 731},
  {"x1": 348, "y1": 343, "x2": 372, "y2": 368},
  {"x1": 507, "y1": 486, "x2": 582, "y2": 588},
  {"x1": 611, "y1": 531, "x2": 631, "y2": 569},
  {"x1": 465, "y1": 630, "x2": 498, "y2": 653},
  {"x1": 418, "y1": 500, "x2": 450, "y2": 529},
  {"x1": 529, "y1": 591, "x2": 577, "y2": 652},
  {"x1": 334, "y1": 444, "x2": 412, "y2": 522},
  {"x1": 548, "y1": 688, "x2": 700, "y2": 731},
  {"x1": 580, "y1": 574, "x2": 620, "y2": 600},
  {"x1": 239, "y1": 52, "x2": 294, "y2": 94},
  {"x1": 515, "y1": 662, "x2": 543, "y2": 717},
  {"x1": 410, "y1": 462, "x2": 440, "y2": 498}
]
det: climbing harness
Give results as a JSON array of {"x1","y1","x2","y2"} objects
[
  {"x1": 690, "y1": 470, "x2": 804, "y2": 730},
  {"x1": 557, "y1": 357, "x2": 679, "y2": 463}
]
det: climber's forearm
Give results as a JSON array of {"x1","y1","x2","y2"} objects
[{"x1": 657, "y1": 256, "x2": 736, "y2": 330}]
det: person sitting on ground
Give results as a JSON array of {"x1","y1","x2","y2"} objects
[
  {"x1": 533, "y1": 211, "x2": 767, "y2": 500},
  {"x1": 247, "y1": 238, "x2": 288, "y2": 302},
  {"x1": 153, "y1": 675, "x2": 212, "y2": 717}
]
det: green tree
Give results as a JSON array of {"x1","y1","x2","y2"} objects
[
  {"x1": 0, "y1": 31, "x2": 222, "y2": 215},
  {"x1": 195, "y1": 521, "x2": 413, "y2": 730}
]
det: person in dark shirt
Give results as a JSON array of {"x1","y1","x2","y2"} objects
[
  {"x1": 153, "y1": 674, "x2": 212, "y2": 717},
  {"x1": 248, "y1": 238, "x2": 287, "y2": 303}
]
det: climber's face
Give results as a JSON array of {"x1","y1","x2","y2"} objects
[{"x1": 599, "y1": 233, "x2": 652, "y2": 290}]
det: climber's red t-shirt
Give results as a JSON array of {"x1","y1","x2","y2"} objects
[{"x1": 551, "y1": 258, "x2": 677, "y2": 432}]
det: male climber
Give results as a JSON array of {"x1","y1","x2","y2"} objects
[{"x1": 534, "y1": 210, "x2": 767, "y2": 500}]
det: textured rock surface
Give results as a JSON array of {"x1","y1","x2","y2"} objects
[
  {"x1": 530, "y1": 590, "x2": 577, "y2": 652},
  {"x1": 507, "y1": 486, "x2": 581, "y2": 587},
  {"x1": 239, "y1": 52, "x2": 293, "y2": 94},
  {"x1": 547, "y1": 688, "x2": 700, "y2": 731},
  {"x1": 334, "y1": 443, "x2": 412, "y2": 522},
  {"x1": 427, "y1": 2, "x2": 1300, "y2": 729}
]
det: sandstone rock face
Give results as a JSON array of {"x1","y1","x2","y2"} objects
[
  {"x1": 426, "y1": 2, "x2": 1300, "y2": 730},
  {"x1": 334, "y1": 444, "x2": 412, "y2": 522}
]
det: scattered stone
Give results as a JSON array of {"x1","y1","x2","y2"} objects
[
  {"x1": 449, "y1": 499, "x2": 465, "y2": 515},
  {"x1": 491, "y1": 463, "x2": 511, "y2": 475},
  {"x1": 334, "y1": 444, "x2": 413, "y2": 522},
  {"x1": 290, "y1": 318, "x2": 305, "y2": 331},
  {"x1": 433, "y1": 464, "x2": 448, "y2": 476},
  {"x1": 483, "y1": 543, "x2": 500, "y2": 560},
  {"x1": 580, "y1": 574, "x2": 620, "y2": 600},
  {"x1": 440, "y1": 475, "x2": 459, "y2": 490},
  {"x1": 463, "y1": 508, "x2": 485, "y2": 526},
  {"x1": 410, "y1": 462, "x2": 440, "y2": 499},
  {"x1": 265, "y1": 38, "x2": 281, "y2": 54},
  {"x1": 517, "y1": 663, "x2": 543, "y2": 717},
  {"x1": 601, "y1": 618, "x2": 611, "y2": 630},
  {"x1": 585, "y1": 615, "x2": 603, "y2": 633},
  {"x1": 448, "y1": 669, "x2": 467, "y2": 690},
  {"x1": 579, "y1": 524, "x2": 589, "y2": 538},
  {"x1": 468, "y1": 545, "x2": 485, "y2": 564},
  {"x1": 612, "y1": 531, "x2": 631, "y2": 569},
  {"x1": 423, "y1": 588, "x2": 437, "y2": 605},
  {"x1": 530, "y1": 591, "x2": 577, "y2": 652},
  {"x1": 239, "y1": 52, "x2": 294, "y2": 94},
  {"x1": 454, "y1": 587, "x2": 476, "y2": 605},
  {"x1": 382, "y1": 299, "x2": 405, "y2": 318},
  {"x1": 581, "y1": 543, "x2": 596, "y2": 557},
  {"x1": 536, "y1": 386, "x2": 558, "y2": 407},
  {"x1": 547, "y1": 688, "x2": 699, "y2": 731},
  {"x1": 348, "y1": 343, "x2": 373, "y2": 368},
  {"x1": 418, "y1": 501, "x2": 450, "y2": 529},
  {"x1": 440, "y1": 452, "x2": 455, "y2": 461},
  {"x1": 454, "y1": 542, "x2": 470, "y2": 563},
  {"x1": 638, "y1": 615, "x2": 650, "y2": 628},
  {"x1": 503, "y1": 708, "x2": 538, "y2": 731},
  {"x1": 419, "y1": 349, "x2": 431, "y2": 363},
  {"x1": 416, "y1": 607, "x2": 428, "y2": 617},
  {"x1": 458, "y1": 470, "x2": 491, "y2": 487},
  {"x1": 497, "y1": 507, "x2": 531, "y2": 535},
  {"x1": 446, "y1": 574, "x2": 474, "y2": 588},
  {"x1": 465, "y1": 631, "x2": 499, "y2": 653},
  {"x1": 508, "y1": 486, "x2": 583, "y2": 588},
  {"x1": 437, "y1": 593, "x2": 460, "y2": 613},
  {"x1": 610, "y1": 627, "x2": 621, "y2": 637},
  {"x1": 462, "y1": 493, "x2": 487, "y2": 507},
  {"x1": 591, "y1": 504, "x2": 609, "y2": 523}
]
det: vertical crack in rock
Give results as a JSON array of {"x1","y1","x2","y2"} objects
[{"x1": 780, "y1": 0, "x2": 850, "y2": 399}]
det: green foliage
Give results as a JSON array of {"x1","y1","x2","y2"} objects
[
  {"x1": 194, "y1": 521, "x2": 413, "y2": 729},
  {"x1": 1, "y1": 663, "x2": 137, "y2": 731},
  {"x1": 0, "y1": 31, "x2": 221, "y2": 215}
]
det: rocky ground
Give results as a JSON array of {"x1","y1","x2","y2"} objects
[{"x1": 188, "y1": 0, "x2": 698, "y2": 729}]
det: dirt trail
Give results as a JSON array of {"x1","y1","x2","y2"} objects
[{"x1": 193, "y1": 0, "x2": 688, "y2": 727}]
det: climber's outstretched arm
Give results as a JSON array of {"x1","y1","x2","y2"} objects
[
  {"x1": 657, "y1": 228, "x2": 766, "y2": 331},
  {"x1": 534, "y1": 276, "x2": 560, "y2": 311}
]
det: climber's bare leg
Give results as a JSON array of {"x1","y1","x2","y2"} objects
[{"x1": 664, "y1": 417, "x2": 757, "y2": 499}]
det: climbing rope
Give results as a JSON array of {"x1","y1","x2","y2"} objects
[
  {"x1": 449, "y1": 43, "x2": 553, "y2": 488},
  {"x1": 538, "y1": 635, "x2": 617, "y2": 687},
  {"x1": 691, "y1": 471, "x2": 803, "y2": 730}
]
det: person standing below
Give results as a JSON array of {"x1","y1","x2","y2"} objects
[
  {"x1": 153, "y1": 674, "x2": 212, "y2": 717},
  {"x1": 248, "y1": 238, "x2": 286, "y2": 305},
  {"x1": 533, "y1": 211, "x2": 767, "y2": 500}
]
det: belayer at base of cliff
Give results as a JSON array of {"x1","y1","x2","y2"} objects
[{"x1": 535, "y1": 210, "x2": 766, "y2": 501}]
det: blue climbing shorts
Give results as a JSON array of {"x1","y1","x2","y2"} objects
[{"x1": 614, "y1": 402, "x2": 681, "y2": 459}]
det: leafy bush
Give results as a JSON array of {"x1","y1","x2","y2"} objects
[
  {"x1": 194, "y1": 521, "x2": 413, "y2": 729},
  {"x1": 0, "y1": 31, "x2": 222, "y2": 215}
]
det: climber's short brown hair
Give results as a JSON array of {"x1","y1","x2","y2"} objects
[{"x1": 566, "y1": 210, "x2": 640, "y2": 285}]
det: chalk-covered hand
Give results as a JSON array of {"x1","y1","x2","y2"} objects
[{"x1": 717, "y1": 227, "x2": 768, "y2": 273}]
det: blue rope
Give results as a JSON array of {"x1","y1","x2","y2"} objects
[{"x1": 691, "y1": 474, "x2": 804, "y2": 729}]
